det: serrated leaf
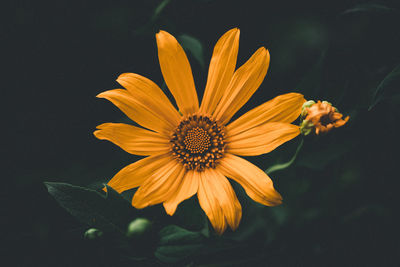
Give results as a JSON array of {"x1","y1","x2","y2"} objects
[
  {"x1": 178, "y1": 34, "x2": 205, "y2": 68},
  {"x1": 154, "y1": 225, "x2": 206, "y2": 263},
  {"x1": 369, "y1": 64, "x2": 400, "y2": 110},
  {"x1": 44, "y1": 182, "x2": 135, "y2": 234}
]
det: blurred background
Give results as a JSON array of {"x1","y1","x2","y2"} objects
[{"x1": 6, "y1": 0, "x2": 400, "y2": 266}]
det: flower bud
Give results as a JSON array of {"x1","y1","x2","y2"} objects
[
  {"x1": 300, "y1": 120, "x2": 314, "y2": 136},
  {"x1": 300, "y1": 100, "x2": 316, "y2": 118},
  {"x1": 84, "y1": 228, "x2": 103, "y2": 240},
  {"x1": 126, "y1": 218, "x2": 152, "y2": 238},
  {"x1": 300, "y1": 100, "x2": 349, "y2": 135}
]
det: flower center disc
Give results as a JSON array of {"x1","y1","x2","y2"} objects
[
  {"x1": 170, "y1": 115, "x2": 225, "y2": 171},
  {"x1": 183, "y1": 127, "x2": 211, "y2": 154}
]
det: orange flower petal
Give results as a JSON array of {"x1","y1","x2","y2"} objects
[
  {"x1": 334, "y1": 116, "x2": 349, "y2": 127},
  {"x1": 227, "y1": 93, "x2": 305, "y2": 137},
  {"x1": 116, "y1": 73, "x2": 181, "y2": 127},
  {"x1": 107, "y1": 153, "x2": 171, "y2": 193},
  {"x1": 213, "y1": 47, "x2": 270, "y2": 125},
  {"x1": 97, "y1": 89, "x2": 173, "y2": 135},
  {"x1": 132, "y1": 159, "x2": 185, "y2": 209},
  {"x1": 226, "y1": 122, "x2": 300, "y2": 156},
  {"x1": 197, "y1": 168, "x2": 242, "y2": 234},
  {"x1": 199, "y1": 28, "x2": 240, "y2": 115},
  {"x1": 94, "y1": 123, "x2": 170, "y2": 156},
  {"x1": 218, "y1": 154, "x2": 282, "y2": 206},
  {"x1": 156, "y1": 30, "x2": 199, "y2": 115},
  {"x1": 163, "y1": 170, "x2": 199, "y2": 216}
]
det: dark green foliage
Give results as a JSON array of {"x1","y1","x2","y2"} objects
[
  {"x1": 178, "y1": 34, "x2": 205, "y2": 68},
  {"x1": 369, "y1": 64, "x2": 400, "y2": 110},
  {"x1": 44, "y1": 183, "x2": 133, "y2": 234},
  {"x1": 7, "y1": 0, "x2": 400, "y2": 266},
  {"x1": 155, "y1": 225, "x2": 207, "y2": 263}
]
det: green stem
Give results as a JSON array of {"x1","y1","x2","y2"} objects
[{"x1": 265, "y1": 138, "x2": 304, "y2": 174}]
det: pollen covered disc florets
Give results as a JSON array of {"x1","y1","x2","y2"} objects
[{"x1": 170, "y1": 114, "x2": 225, "y2": 171}]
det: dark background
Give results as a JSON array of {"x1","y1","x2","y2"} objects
[{"x1": 6, "y1": 0, "x2": 400, "y2": 266}]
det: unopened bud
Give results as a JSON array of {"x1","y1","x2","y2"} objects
[
  {"x1": 84, "y1": 228, "x2": 103, "y2": 240},
  {"x1": 126, "y1": 218, "x2": 152, "y2": 238},
  {"x1": 300, "y1": 120, "x2": 314, "y2": 136},
  {"x1": 300, "y1": 100, "x2": 349, "y2": 135},
  {"x1": 300, "y1": 100, "x2": 316, "y2": 118}
]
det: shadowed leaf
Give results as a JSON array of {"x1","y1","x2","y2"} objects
[
  {"x1": 341, "y1": 4, "x2": 396, "y2": 15},
  {"x1": 155, "y1": 225, "x2": 206, "y2": 263},
  {"x1": 151, "y1": 0, "x2": 171, "y2": 22},
  {"x1": 44, "y1": 182, "x2": 134, "y2": 234},
  {"x1": 178, "y1": 34, "x2": 205, "y2": 68},
  {"x1": 369, "y1": 64, "x2": 400, "y2": 110}
]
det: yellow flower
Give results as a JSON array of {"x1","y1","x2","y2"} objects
[{"x1": 94, "y1": 29, "x2": 305, "y2": 234}]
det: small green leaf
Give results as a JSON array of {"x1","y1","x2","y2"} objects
[
  {"x1": 369, "y1": 64, "x2": 400, "y2": 110},
  {"x1": 154, "y1": 225, "x2": 206, "y2": 263},
  {"x1": 178, "y1": 34, "x2": 205, "y2": 68},
  {"x1": 151, "y1": 0, "x2": 171, "y2": 22},
  {"x1": 266, "y1": 138, "x2": 304, "y2": 174},
  {"x1": 44, "y1": 182, "x2": 134, "y2": 234}
]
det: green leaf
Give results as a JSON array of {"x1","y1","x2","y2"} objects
[
  {"x1": 369, "y1": 64, "x2": 400, "y2": 110},
  {"x1": 151, "y1": 0, "x2": 171, "y2": 22},
  {"x1": 178, "y1": 34, "x2": 205, "y2": 68},
  {"x1": 134, "y1": 0, "x2": 171, "y2": 35},
  {"x1": 44, "y1": 182, "x2": 134, "y2": 234},
  {"x1": 154, "y1": 225, "x2": 206, "y2": 263},
  {"x1": 266, "y1": 138, "x2": 304, "y2": 174},
  {"x1": 341, "y1": 4, "x2": 396, "y2": 15}
]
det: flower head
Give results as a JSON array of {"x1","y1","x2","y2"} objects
[
  {"x1": 300, "y1": 100, "x2": 349, "y2": 135},
  {"x1": 94, "y1": 29, "x2": 305, "y2": 234}
]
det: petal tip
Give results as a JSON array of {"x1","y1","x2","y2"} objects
[
  {"x1": 272, "y1": 191, "x2": 283, "y2": 205},
  {"x1": 163, "y1": 203, "x2": 176, "y2": 216},
  {"x1": 229, "y1": 27, "x2": 240, "y2": 35},
  {"x1": 156, "y1": 30, "x2": 172, "y2": 40},
  {"x1": 96, "y1": 92, "x2": 105, "y2": 98},
  {"x1": 261, "y1": 47, "x2": 270, "y2": 58},
  {"x1": 116, "y1": 72, "x2": 131, "y2": 81},
  {"x1": 93, "y1": 130, "x2": 100, "y2": 138}
]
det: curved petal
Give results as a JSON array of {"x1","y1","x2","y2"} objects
[
  {"x1": 97, "y1": 89, "x2": 173, "y2": 135},
  {"x1": 117, "y1": 73, "x2": 182, "y2": 127},
  {"x1": 163, "y1": 170, "x2": 199, "y2": 216},
  {"x1": 94, "y1": 123, "x2": 170, "y2": 156},
  {"x1": 213, "y1": 47, "x2": 270, "y2": 125},
  {"x1": 156, "y1": 30, "x2": 199, "y2": 115},
  {"x1": 106, "y1": 153, "x2": 172, "y2": 193},
  {"x1": 227, "y1": 93, "x2": 305, "y2": 137},
  {"x1": 198, "y1": 169, "x2": 242, "y2": 234},
  {"x1": 226, "y1": 122, "x2": 300, "y2": 156},
  {"x1": 199, "y1": 28, "x2": 240, "y2": 115},
  {"x1": 218, "y1": 154, "x2": 282, "y2": 206},
  {"x1": 132, "y1": 159, "x2": 185, "y2": 209}
]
